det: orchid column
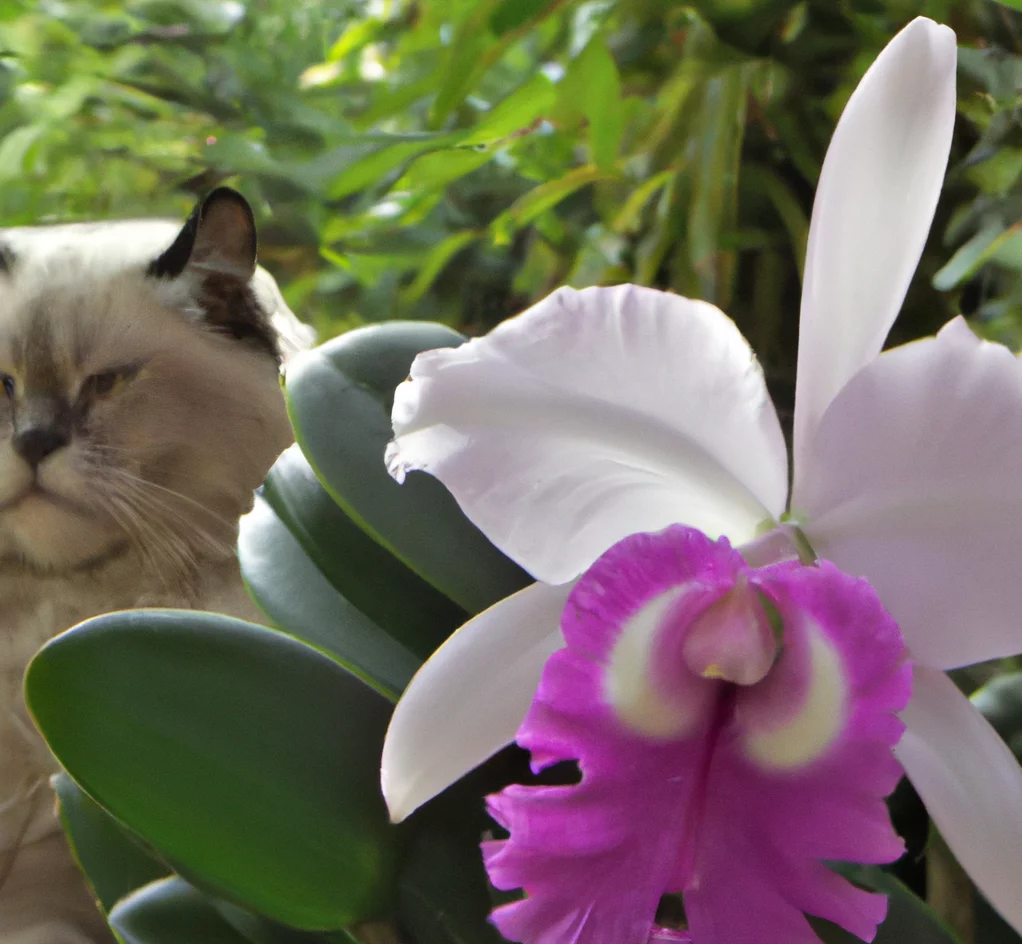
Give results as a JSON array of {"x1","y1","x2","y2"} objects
[{"x1": 383, "y1": 15, "x2": 1022, "y2": 938}]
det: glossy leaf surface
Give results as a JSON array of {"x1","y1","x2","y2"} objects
[
  {"x1": 285, "y1": 322, "x2": 531, "y2": 614},
  {"x1": 27, "y1": 611, "x2": 398, "y2": 930}
]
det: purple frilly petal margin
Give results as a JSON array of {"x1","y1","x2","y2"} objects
[{"x1": 483, "y1": 526, "x2": 912, "y2": 944}]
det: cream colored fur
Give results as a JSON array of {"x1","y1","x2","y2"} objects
[{"x1": 0, "y1": 217, "x2": 310, "y2": 941}]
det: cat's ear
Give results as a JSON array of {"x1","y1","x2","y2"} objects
[
  {"x1": 147, "y1": 187, "x2": 257, "y2": 280},
  {"x1": 148, "y1": 188, "x2": 278, "y2": 359}
]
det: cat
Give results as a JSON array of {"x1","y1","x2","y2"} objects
[{"x1": 0, "y1": 187, "x2": 312, "y2": 942}]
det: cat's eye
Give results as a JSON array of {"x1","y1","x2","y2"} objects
[
  {"x1": 0, "y1": 374, "x2": 13, "y2": 398},
  {"x1": 83, "y1": 366, "x2": 138, "y2": 401}
]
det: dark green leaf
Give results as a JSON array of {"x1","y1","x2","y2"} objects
[
  {"x1": 489, "y1": 0, "x2": 552, "y2": 35},
  {"x1": 398, "y1": 831, "x2": 505, "y2": 944},
  {"x1": 257, "y1": 443, "x2": 465, "y2": 659},
  {"x1": 27, "y1": 611, "x2": 399, "y2": 930},
  {"x1": 239, "y1": 488, "x2": 421, "y2": 699},
  {"x1": 285, "y1": 323, "x2": 531, "y2": 614},
  {"x1": 110, "y1": 877, "x2": 253, "y2": 944},
  {"x1": 54, "y1": 771, "x2": 169, "y2": 913}
]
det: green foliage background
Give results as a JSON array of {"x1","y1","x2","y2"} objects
[{"x1": 2, "y1": 0, "x2": 1020, "y2": 424}]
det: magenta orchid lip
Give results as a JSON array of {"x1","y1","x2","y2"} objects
[{"x1": 483, "y1": 526, "x2": 910, "y2": 944}]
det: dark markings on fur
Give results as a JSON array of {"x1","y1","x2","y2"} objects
[
  {"x1": 146, "y1": 203, "x2": 201, "y2": 279},
  {"x1": 146, "y1": 187, "x2": 256, "y2": 280},
  {"x1": 200, "y1": 274, "x2": 279, "y2": 361},
  {"x1": 0, "y1": 243, "x2": 14, "y2": 274}
]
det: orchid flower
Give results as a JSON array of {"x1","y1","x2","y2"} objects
[
  {"x1": 484, "y1": 525, "x2": 911, "y2": 943},
  {"x1": 382, "y1": 15, "x2": 1022, "y2": 934}
]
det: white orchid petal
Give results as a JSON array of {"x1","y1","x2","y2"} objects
[
  {"x1": 896, "y1": 666, "x2": 1022, "y2": 933},
  {"x1": 793, "y1": 16, "x2": 957, "y2": 474},
  {"x1": 389, "y1": 285, "x2": 787, "y2": 585},
  {"x1": 381, "y1": 581, "x2": 570, "y2": 822},
  {"x1": 801, "y1": 319, "x2": 1022, "y2": 669}
]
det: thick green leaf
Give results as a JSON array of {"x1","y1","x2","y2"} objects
[
  {"x1": 26, "y1": 611, "x2": 398, "y2": 930},
  {"x1": 54, "y1": 771, "x2": 169, "y2": 913},
  {"x1": 256, "y1": 443, "x2": 465, "y2": 658},
  {"x1": 813, "y1": 866, "x2": 962, "y2": 943},
  {"x1": 285, "y1": 323, "x2": 531, "y2": 614},
  {"x1": 239, "y1": 489, "x2": 420, "y2": 699},
  {"x1": 111, "y1": 878, "x2": 252, "y2": 944}
]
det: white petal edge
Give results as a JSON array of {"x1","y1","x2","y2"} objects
[
  {"x1": 381, "y1": 581, "x2": 570, "y2": 822},
  {"x1": 896, "y1": 665, "x2": 1022, "y2": 933},
  {"x1": 800, "y1": 318, "x2": 1022, "y2": 669},
  {"x1": 388, "y1": 285, "x2": 788, "y2": 586},
  {"x1": 793, "y1": 16, "x2": 957, "y2": 477}
]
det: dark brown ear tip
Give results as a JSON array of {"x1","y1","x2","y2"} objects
[
  {"x1": 199, "y1": 186, "x2": 256, "y2": 261},
  {"x1": 201, "y1": 186, "x2": 254, "y2": 220}
]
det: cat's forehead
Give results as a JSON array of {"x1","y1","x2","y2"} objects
[
  {"x1": 0, "y1": 220, "x2": 189, "y2": 378},
  {"x1": 0, "y1": 218, "x2": 181, "y2": 271}
]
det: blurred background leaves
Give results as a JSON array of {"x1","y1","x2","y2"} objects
[{"x1": 1, "y1": 0, "x2": 1020, "y2": 423}]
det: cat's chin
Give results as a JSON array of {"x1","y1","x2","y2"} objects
[{"x1": 0, "y1": 494, "x2": 124, "y2": 572}]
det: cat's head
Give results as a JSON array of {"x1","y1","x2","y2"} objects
[{"x1": 0, "y1": 188, "x2": 309, "y2": 576}]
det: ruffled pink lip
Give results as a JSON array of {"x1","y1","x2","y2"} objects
[{"x1": 484, "y1": 525, "x2": 912, "y2": 944}]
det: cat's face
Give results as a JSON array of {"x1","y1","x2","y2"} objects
[{"x1": 0, "y1": 189, "x2": 301, "y2": 575}]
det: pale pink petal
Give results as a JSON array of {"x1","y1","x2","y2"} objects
[
  {"x1": 381, "y1": 581, "x2": 569, "y2": 822},
  {"x1": 799, "y1": 318, "x2": 1022, "y2": 669},
  {"x1": 896, "y1": 666, "x2": 1022, "y2": 933},
  {"x1": 388, "y1": 285, "x2": 787, "y2": 585},
  {"x1": 793, "y1": 17, "x2": 957, "y2": 473}
]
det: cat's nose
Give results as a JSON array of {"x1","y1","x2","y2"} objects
[{"x1": 12, "y1": 426, "x2": 70, "y2": 466}]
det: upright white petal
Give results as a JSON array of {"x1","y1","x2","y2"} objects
[
  {"x1": 799, "y1": 319, "x2": 1022, "y2": 670},
  {"x1": 896, "y1": 666, "x2": 1022, "y2": 933},
  {"x1": 793, "y1": 17, "x2": 957, "y2": 477},
  {"x1": 381, "y1": 581, "x2": 570, "y2": 822},
  {"x1": 389, "y1": 285, "x2": 787, "y2": 585}
]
